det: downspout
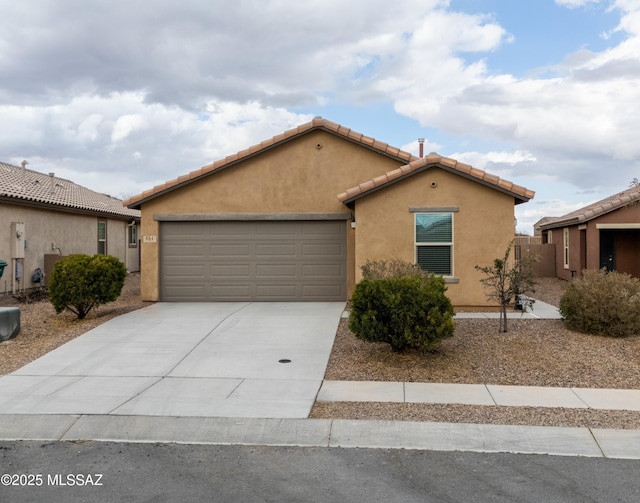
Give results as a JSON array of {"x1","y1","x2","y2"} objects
[{"x1": 126, "y1": 220, "x2": 136, "y2": 272}]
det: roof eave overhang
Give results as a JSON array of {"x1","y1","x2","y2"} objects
[
  {"x1": 1, "y1": 195, "x2": 140, "y2": 221},
  {"x1": 539, "y1": 218, "x2": 580, "y2": 231}
]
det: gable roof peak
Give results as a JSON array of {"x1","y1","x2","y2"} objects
[
  {"x1": 337, "y1": 153, "x2": 534, "y2": 205},
  {"x1": 125, "y1": 117, "x2": 420, "y2": 208}
]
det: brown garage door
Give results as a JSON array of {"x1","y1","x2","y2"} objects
[{"x1": 160, "y1": 220, "x2": 347, "y2": 301}]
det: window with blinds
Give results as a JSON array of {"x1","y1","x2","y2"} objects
[{"x1": 415, "y1": 213, "x2": 453, "y2": 275}]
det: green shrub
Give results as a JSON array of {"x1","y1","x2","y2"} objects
[
  {"x1": 559, "y1": 269, "x2": 640, "y2": 337},
  {"x1": 349, "y1": 271, "x2": 455, "y2": 352},
  {"x1": 49, "y1": 254, "x2": 127, "y2": 319}
]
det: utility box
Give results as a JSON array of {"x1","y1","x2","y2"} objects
[{"x1": 11, "y1": 222, "x2": 25, "y2": 259}]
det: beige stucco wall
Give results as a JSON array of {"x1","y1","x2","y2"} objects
[
  {"x1": 0, "y1": 203, "x2": 136, "y2": 293},
  {"x1": 138, "y1": 130, "x2": 409, "y2": 301},
  {"x1": 353, "y1": 167, "x2": 517, "y2": 307}
]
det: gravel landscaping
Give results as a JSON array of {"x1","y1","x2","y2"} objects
[
  {"x1": 310, "y1": 277, "x2": 640, "y2": 429},
  {"x1": 2, "y1": 275, "x2": 639, "y2": 429}
]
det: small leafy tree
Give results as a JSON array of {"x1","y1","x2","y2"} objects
[
  {"x1": 475, "y1": 242, "x2": 538, "y2": 333},
  {"x1": 49, "y1": 254, "x2": 127, "y2": 319},
  {"x1": 349, "y1": 260, "x2": 455, "y2": 352}
]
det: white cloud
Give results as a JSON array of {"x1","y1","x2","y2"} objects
[
  {"x1": 0, "y1": 0, "x2": 639, "y2": 216},
  {"x1": 382, "y1": 0, "x2": 640, "y2": 192},
  {"x1": 0, "y1": 91, "x2": 312, "y2": 197},
  {"x1": 111, "y1": 114, "x2": 146, "y2": 142},
  {"x1": 555, "y1": 0, "x2": 602, "y2": 8}
]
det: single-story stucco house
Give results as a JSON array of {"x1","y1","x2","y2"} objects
[
  {"x1": 0, "y1": 161, "x2": 140, "y2": 294},
  {"x1": 125, "y1": 118, "x2": 534, "y2": 307},
  {"x1": 539, "y1": 185, "x2": 640, "y2": 280}
]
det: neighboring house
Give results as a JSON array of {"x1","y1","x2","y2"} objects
[
  {"x1": 539, "y1": 186, "x2": 640, "y2": 281},
  {"x1": 533, "y1": 217, "x2": 555, "y2": 236},
  {"x1": 0, "y1": 161, "x2": 141, "y2": 293},
  {"x1": 125, "y1": 118, "x2": 534, "y2": 307}
]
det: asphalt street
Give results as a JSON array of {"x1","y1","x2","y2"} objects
[{"x1": 1, "y1": 441, "x2": 639, "y2": 503}]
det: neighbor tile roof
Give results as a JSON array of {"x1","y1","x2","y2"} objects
[
  {"x1": 540, "y1": 185, "x2": 640, "y2": 229},
  {"x1": 0, "y1": 161, "x2": 140, "y2": 219},
  {"x1": 124, "y1": 117, "x2": 420, "y2": 209},
  {"x1": 337, "y1": 153, "x2": 535, "y2": 205}
]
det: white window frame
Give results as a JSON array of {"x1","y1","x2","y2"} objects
[
  {"x1": 414, "y1": 212, "x2": 454, "y2": 276},
  {"x1": 98, "y1": 221, "x2": 107, "y2": 255},
  {"x1": 128, "y1": 224, "x2": 138, "y2": 248},
  {"x1": 563, "y1": 227, "x2": 569, "y2": 269}
]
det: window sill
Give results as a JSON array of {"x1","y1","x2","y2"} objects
[{"x1": 444, "y1": 277, "x2": 459, "y2": 284}]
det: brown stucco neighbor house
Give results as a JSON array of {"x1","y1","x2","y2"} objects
[
  {"x1": 539, "y1": 186, "x2": 640, "y2": 281},
  {"x1": 0, "y1": 161, "x2": 140, "y2": 294},
  {"x1": 125, "y1": 117, "x2": 534, "y2": 307}
]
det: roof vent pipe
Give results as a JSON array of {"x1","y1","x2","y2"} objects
[
  {"x1": 21, "y1": 160, "x2": 28, "y2": 187},
  {"x1": 49, "y1": 173, "x2": 55, "y2": 194},
  {"x1": 418, "y1": 138, "x2": 425, "y2": 158}
]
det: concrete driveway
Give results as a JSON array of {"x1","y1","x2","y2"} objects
[{"x1": 0, "y1": 302, "x2": 345, "y2": 418}]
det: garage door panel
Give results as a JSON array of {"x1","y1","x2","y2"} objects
[
  {"x1": 164, "y1": 243, "x2": 206, "y2": 257},
  {"x1": 256, "y1": 264, "x2": 297, "y2": 277},
  {"x1": 256, "y1": 244, "x2": 297, "y2": 256},
  {"x1": 161, "y1": 221, "x2": 346, "y2": 301},
  {"x1": 210, "y1": 284, "x2": 252, "y2": 300},
  {"x1": 255, "y1": 285, "x2": 297, "y2": 298},
  {"x1": 210, "y1": 244, "x2": 252, "y2": 256},
  {"x1": 208, "y1": 226, "x2": 253, "y2": 237},
  {"x1": 165, "y1": 265, "x2": 206, "y2": 277},
  {"x1": 163, "y1": 285, "x2": 207, "y2": 299},
  {"x1": 210, "y1": 265, "x2": 251, "y2": 277},
  {"x1": 256, "y1": 222, "x2": 296, "y2": 236},
  {"x1": 302, "y1": 264, "x2": 344, "y2": 278},
  {"x1": 302, "y1": 243, "x2": 343, "y2": 256}
]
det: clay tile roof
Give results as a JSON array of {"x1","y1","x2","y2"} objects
[
  {"x1": 125, "y1": 117, "x2": 420, "y2": 208},
  {"x1": 541, "y1": 185, "x2": 640, "y2": 229},
  {"x1": 337, "y1": 153, "x2": 535, "y2": 205},
  {"x1": 0, "y1": 161, "x2": 140, "y2": 219}
]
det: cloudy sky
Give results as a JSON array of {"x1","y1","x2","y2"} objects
[{"x1": 1, "y1": 0, "x2": 639, "y2": 234}]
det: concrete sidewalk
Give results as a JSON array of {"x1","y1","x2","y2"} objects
[
  {"x1": 457, "y1": 299, "x2": 562, "y2": 319},
  {"x1": 317, "y1": 381, "x2": 640, "y2": 411}
]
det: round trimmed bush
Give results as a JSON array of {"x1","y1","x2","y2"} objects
[
  {"x1": 559, "y1": 269, "x2": 640, "y2": 337},
  {"x1": 49, "y1": 254, "x2": 127, "y2": 319},
  {"x1": 349, "y1": 274, "x2": 455, "y2": 352}
]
